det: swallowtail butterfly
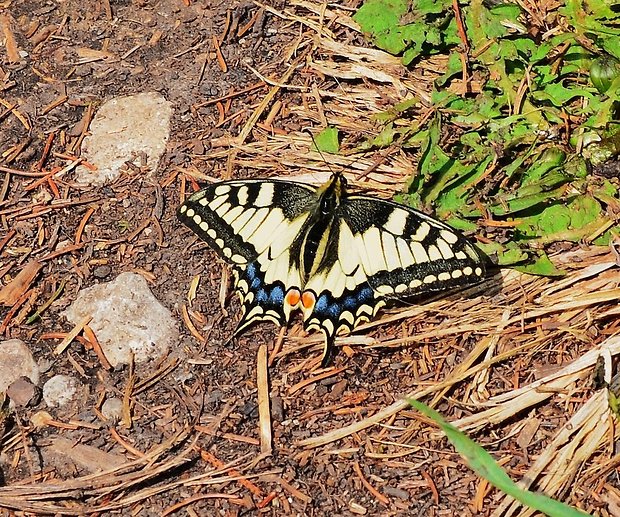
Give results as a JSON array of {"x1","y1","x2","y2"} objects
[{"x1": 178, "y1": 171, "x2": 485, "y2": 365}]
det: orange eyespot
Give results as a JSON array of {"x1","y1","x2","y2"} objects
[
  {"x1": 301, "y1": 290, "x2": 316, "y2": 310},
  {"x1": 285, "y1": 289, "x2": 301, "y2": 307}
]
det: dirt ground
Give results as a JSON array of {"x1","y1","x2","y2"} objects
[{"x1": 1, "y1": 1, "x2": 619, "y2": 516}]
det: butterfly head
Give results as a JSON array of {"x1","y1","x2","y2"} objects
[{"x1": 317, "y1": 172, "x2": 348, "y2": 215}]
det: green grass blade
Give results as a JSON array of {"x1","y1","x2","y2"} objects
[{"x1": 408, "y1": 399, "x2": 592, "y2": 517}]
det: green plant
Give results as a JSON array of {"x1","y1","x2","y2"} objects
[{"x1": 354, "y1": 0, "x2": 620, "y2": 274}]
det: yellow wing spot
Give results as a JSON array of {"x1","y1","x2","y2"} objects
[
  {"x1": 376, "y1": 284, "x2": 394, "y2": 295},
  {"x1": 222, "y1": 205, "x2": 245, "y2": 224},
  {"x1": 338, "y1": 221, "x2": 359, "y2": 275},
  {"x1": 340, "y1": 311, "x2": 355, "y2": 325},
  {"x1": 452, "y1": 269, "x2": 463, "y2": 279},
  {"x1": 381, "y1": 232, "x2": 401, "y2": 271},
  {"x1": 208, "y1": 195, "x2": 227, "y2": 211},
  {"x1": 455, "y1": 251, "x2": 467, "y2": 260},
  {"x1": 427, "y1": 245, "x2": 442, "y2": 262},
  {"x1": 395, "y1": 284, "x2": 408, "y2": 293},
  {"x1": 396, "y1": 238, "x2": 415, "y2": 268},
  {"x1": 199, "y1": 221, "x2": 209, "y2": 232},
  {"x1": 440, "y1": 230, "x2": 459, "y2": 244},
  {"x1": 438, "y1": 272, "x2": 451, "y2": 281},
  {"x1": 214, "y1": 184, "x2": 231, "y2": 196},
  {"x1": 193, "y1": 214, "x2": 202, "y2": 225},
  {"x1": 358, "y1": 303, "x2": 374, "y2": 315},
  {"x1": 207, "y1": 229, "x2": 217, "y2": 239},
  {"x1": 254, "y1": 182, "x2": 275, "y2": 207},
  {"x1": 409, "y1": 279, "x2": 422, "y2": 289},
  {"x1": 231, "y1": 254, "x2": 247, "y2": 264},
  {"x1": 184, "y1": 207, "x2": 194, "y2": 217},
  {"x1": 436, "y1": 238, "x2": 455, "y2": 259},
  {"x1": 222, "y1": 248, "x2": 232, "y2": 258},
  {"x1": 237, "y1": 207, "x2": 270, "y2": 240},
  {"x1": 215, "y1": 202, "x2": 231, "y2": 217},
  {"x1": 179, "y1": 205, "x2": 187, "y2": 214},
  {"x1": 215, "y1": 238, "x2": 225, "y2": 248},
  {"x1": 423, "y1": 274, "x2": 437, "y2": 284},
  {"x1": 321, "y1": 319, "x2": 335, "y2": 337},
  {"x1": 475, "y1": 267, "x2": 483, "y2": 276},
  {"x1": 411, "y1": 222, "x2": 431, "y2": 241},
  {"x1": 383, "y1": 209, "x2": 408, "y2": 235},
  {"x1": 362, "y1": 227, "x2": 387, "y2": 274},
  {"x1": 410, "y1": 242, "x2": 429, "y2": 263},
  {"x1": 463, "y1": 266, "x2": 473, "y2": 275},
  {"x1": 230, "y1": 208, "x2": 256, "y2": 234},
  {"x1": 245, "y1": 305, "x2": 264, "y2": 321},
  {"x1": 250, "y1": 210, "x2": 286, "y2": 253},
  {"x1": 237, "y1": 185, "x2": 249, "y2": 205},
  {"x1": 199, "y1": 197, "x2": 208, "y2": 206},
  {"x1": 263, "y1": 251, "x2": 291, "y2": 285}
]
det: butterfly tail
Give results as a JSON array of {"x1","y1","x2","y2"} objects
[{"x1": 320, "y1": 333, "x2": 338, "y2": 367}]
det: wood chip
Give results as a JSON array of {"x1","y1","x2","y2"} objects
[{"x1": 0, "y1": 260, "x2": 42, "y2": 306}]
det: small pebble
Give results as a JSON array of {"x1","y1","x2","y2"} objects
[
  {"x1": 6, "y1": 377, "x2": 40, "y2": 407},
  {"x1": 92, "y1": 265, "x2": 112, "y2": 279},
  {"x1": 383, "y1": 486, "x2": 410, "y2": 500},
  {"x1": 101, "y1": 397, "x2": 124, "y2": 422},
  {"x1": 43, "y1": 375, "x2": 78, "y2": 407}
]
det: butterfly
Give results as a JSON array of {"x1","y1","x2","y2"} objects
[{"x1": 178, "y1": 171, "x2": 485, "y2": 365}]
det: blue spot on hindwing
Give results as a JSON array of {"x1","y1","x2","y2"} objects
[
  {"x1": 358, "y1": 286, "x2": 373, "y2": 301},
  {"x1": 256, "y1": 288, "x2": 268, "y2": 303},
  {"x1": 314, "y1": 293, "x2": 341, "y2": 319},
  {"x1": 245, "y1": 262, "x2": 258, "y2": 280},
  {"x1": 269, "y1": 285, "x2": 284, "y2": 304},
  {"x1": 315, "y1": 294, "x2": 329, "y2": 312},
  {"x1": 343, "y1": 296, "x2": 357, "y2": 309}
]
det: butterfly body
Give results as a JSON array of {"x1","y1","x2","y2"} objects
[{"x1": 178, "y1": 172, "x2": 485, "y2": 364}]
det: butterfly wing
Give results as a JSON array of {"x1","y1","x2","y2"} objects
[
  {"x1": 340, "y1": 195, "x2": 485, "y2": 297},
  {"x1": 178, "y1": 180, "x2": 316, "y2": 330},
  {"x1": 299, "y1": 195, "x2": 485, "y2": 363}
]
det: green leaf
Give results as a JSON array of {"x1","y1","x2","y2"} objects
[
  {"x1": 532, "y1": 82, "x2": 594, "y2": 107},
  {"x1": 408, "y1": 399, "x2": 588, "y2": 516},
  {"x1": 312, "y1": 127, "x2": 340, "y2": 154},
  {"x1": 520, "y1": 148, "x2": 566, "y2": 186},
  {"x1": 514, "y1": 253, "x2": 566, "y2": 276}
]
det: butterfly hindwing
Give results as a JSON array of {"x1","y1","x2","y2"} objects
[
  {"x1": 301, "y1": 220, "x2": 383, "y2": 339},
  {"x1": 179, "y1": 179, "x2": 315, "y2": 332}
]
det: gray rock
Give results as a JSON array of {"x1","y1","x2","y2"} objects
[
  {"x1": 6, "y1": 377, "x2": 40, "y2": 407},
  {"x1": 75, "y1": 92, "x2": 173, "y2": 185},
  {"x1": 101, "y1": 397, "x2": 123, "y2": 422},
  {"x1": 0, "y1": 339, "x2": 40, "y2": 393},
  {"x1": 61, "y1": 272, "x2": 178, "y2": 367}
]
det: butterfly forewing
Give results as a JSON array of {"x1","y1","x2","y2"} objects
[
  {"x1": 178, "y1": 180, "x2": 316, "y2": 265},
  {"x1": 340, "y1": 196, "x2": 485, "y2": 298}
]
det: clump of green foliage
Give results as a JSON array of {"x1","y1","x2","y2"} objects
[{"x1": 353, "y1": 0, "x2": 620, "y2": 274}]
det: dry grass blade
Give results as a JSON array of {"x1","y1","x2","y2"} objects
[{"x1": 493, "y1": 389, "x2": 612, "y2": 516}]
